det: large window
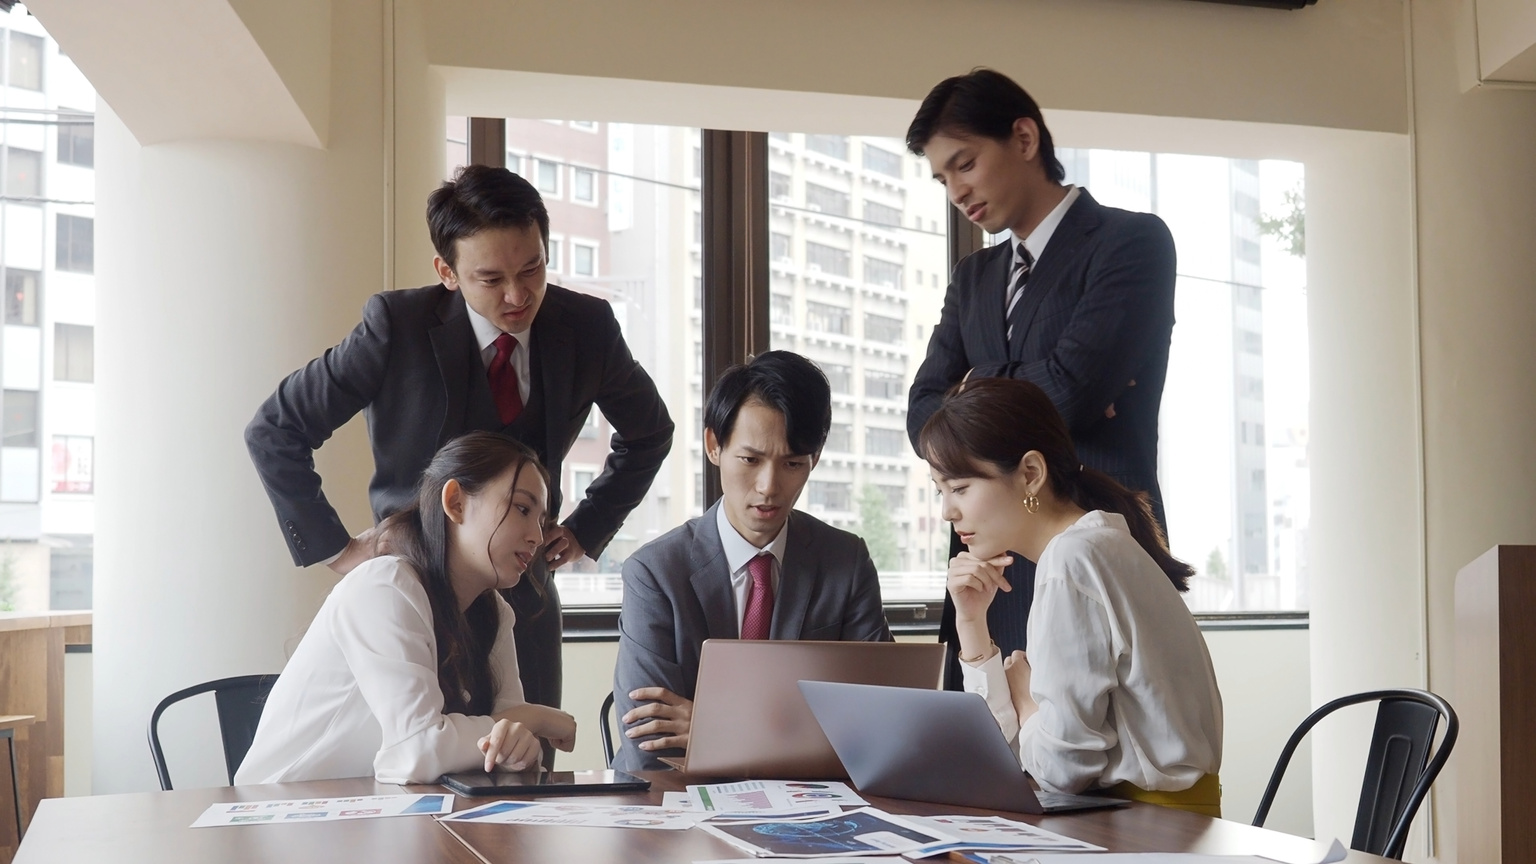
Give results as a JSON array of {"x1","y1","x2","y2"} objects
[
  {"x1": 442, "y1": 120, "x2": 1310, "y2": 619},
  {"x1": 1016, "y1": 148, "x2": 1311, "y2": 612}
]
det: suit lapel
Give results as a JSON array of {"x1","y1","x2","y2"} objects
[
  {"x1": 770, "y1": 512, "x2": 814, "y2": 640},
  {"x1": 690, "y1": 503, "x2": 739, "y2": 639},
  {"x1": 971, "y1": 244, "x2": 1013, "y2": 363},
  {"x1": 428, "y1": 289, "x2": 475, "y2": 446},
  {"x1": 534, "y1": 290, "x2": 576, "y2": 459},
  {"x1": 1011, "y1": 190, "x2": 1104, "y2": 354}
]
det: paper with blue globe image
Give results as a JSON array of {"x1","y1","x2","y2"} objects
[{"x1": 700, "y1": 808, "x2": 945, "y2": 857}]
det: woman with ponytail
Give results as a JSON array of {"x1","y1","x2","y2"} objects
[
  {"x1": 236, "y1": 432, "x2": 576, "y2": 784},
  {"x1": 920, "y1": 378, "x2": 1222, "y2": 816}
]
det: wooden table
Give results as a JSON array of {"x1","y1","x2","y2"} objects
[{"x1": 16, "y1": 772, "x2": 1395, "y2": 864}]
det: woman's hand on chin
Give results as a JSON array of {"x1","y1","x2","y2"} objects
[{"x1": 946, "y1": 550, "x2": 1014, "y2": 623}]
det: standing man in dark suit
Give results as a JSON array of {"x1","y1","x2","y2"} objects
[
  {"x1": 904, "y1": 70, "x2": 1176, "y2": 681},
  {"x1": 246, "y1": 165, "x2": 674, "y2": 734},
  {"x1": 611, "y1": 351, "x2": 892, "y2": 772}
]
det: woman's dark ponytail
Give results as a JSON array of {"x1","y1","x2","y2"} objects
[{"x1": 919, "y1": 378, "x2": 1194, "y2": 591}]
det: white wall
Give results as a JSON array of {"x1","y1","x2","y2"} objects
[{"x1": 87, "y1": 0, "x2": 414, "y2": 792}]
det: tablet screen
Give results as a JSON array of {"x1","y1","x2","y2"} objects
[{"x1": 438, "y1": 769, "x2": 651, "y2": 797}]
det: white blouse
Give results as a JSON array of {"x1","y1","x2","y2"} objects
[
  {"x1": 235, "y1": 556, "x2": 526, "y2": 785},
  {"x1": 961, "y1": 510, "x2": 1223, "y2": 795}
]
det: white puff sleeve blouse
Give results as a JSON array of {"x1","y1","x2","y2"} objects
[{"x1": 235, "y1": 556, "x2": 526, "y2": 785}]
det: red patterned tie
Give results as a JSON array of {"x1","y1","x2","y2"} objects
[
  {"x1": 739, "y1": 553, "x2": 774, "y2": 640},
  {"x1": 487, "y1": 333, "x2": 524, "y2": 424}
]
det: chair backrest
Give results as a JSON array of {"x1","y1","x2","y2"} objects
[
  {"x1": 1252, "y1": 688, "x2": 1458, "y2": 860},
  {"x1": 599, "y1": 691, "x2": 617, "y2": 767},
  {"x1": 147, "y1": 674, "x2": 281, "y2": 791}
]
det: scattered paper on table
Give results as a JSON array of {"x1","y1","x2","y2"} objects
[
  {"x1": 973, "y1": 839, "x2": 1346, "y2": 864},
  {"x1": 687, "y1": 780, "x2": 868, "y2": 812},
  {"x1": 699, "y1": 807, "x2": 947, "y2": 858},
  {"x1": 695, "y1": 859, "x2": 894, "y2": 864},
  {"x1": 904, "y1": 814, "x2": 1104, "y2": 856},
  {"x1": 191, "y1": 793, "x2": 453, "y2": 828},
  {"x1": 665, "y1": 787, "x2": 839, "y2": 821},
  {"x1": 443, "y1": 800, "x2": 705, "y2": 830}
]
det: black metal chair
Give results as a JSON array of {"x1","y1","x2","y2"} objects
[
  {"x1": 1252, "y1": 688, "x2": 1458, "y2": 860},
  {"x1": 599, "y1": 691, "x2": 617, "y2": 767},
  {"x1": 147, "y1": 674, "x2": 281, "y2": 790}
]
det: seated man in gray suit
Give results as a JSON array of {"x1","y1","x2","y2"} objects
[{"x1": 611, "y1": 351, "x2": 892, "y2": 772}]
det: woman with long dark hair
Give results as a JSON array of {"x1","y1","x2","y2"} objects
[
  {"x1": 237, "y1": 432, "x2": 576, "y2": 784},
  {"x1": 921, "y1": 378, "x2": 1222, "y2": 816}
]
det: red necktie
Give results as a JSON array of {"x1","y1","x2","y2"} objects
[
  {"x1": 487, "y1": 333, "x2": 524, "y2": 425},
  {"x1": 740, "y1": 553, "x2": 774, "y2": 640}
]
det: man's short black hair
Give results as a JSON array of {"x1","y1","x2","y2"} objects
[
  {"x1": 905, "y1": 68, "x2": 1065, "y2": 184},
  {"x1": 705, "y1": 351, "x2": 832, "y2": 457},
  {"x1": 427, "y1": 164, "x2": 551, "y2": 270}
]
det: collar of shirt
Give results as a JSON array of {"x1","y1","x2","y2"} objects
[
  {"x1": 1019, "y1": 184, "x2": 1082, "y2": 266},
  {"x1": 715, "y1": 502, "x2": 790, "y2": 574},
  {"x1": 464, "y1": 302, "x2": 534, "y2": 368},
  {"x1": 464, "y1": 301, "x2": 533, "y2": 405}
]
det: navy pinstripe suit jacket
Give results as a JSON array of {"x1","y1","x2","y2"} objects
[{"x1": 907, "y1": 189, "x2": 1176, "y2": 525}]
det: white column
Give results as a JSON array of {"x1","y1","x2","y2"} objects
[{"x1": 90, "y1": 0, "x2": 443, "y2": 791}]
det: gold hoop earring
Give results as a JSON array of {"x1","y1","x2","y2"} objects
[{"x1": 1022, "y1": 493, "x2": 1040, "y2": 514}]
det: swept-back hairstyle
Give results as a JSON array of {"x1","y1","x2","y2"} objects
[
  {"x1": 705, "y1": 350, "x2": 832, "y2": 457},
  {"x1": 427, "y1": 164, "x2": 551, "y2": 270},
  {"x1": 905, "y1": 68, "x2": 1066, "y2": 184},
  {"x1": 920, "y1": 378, "x2": 1192, "y2": 591},
  {"x1": 380, "y1": 431, "x2": 552, "y2": 714}
]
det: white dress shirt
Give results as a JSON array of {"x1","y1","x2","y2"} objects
[
  {"x1": 466, "y1": 303, "x2": 532, "y2": 405},
  {"x1": 1018, "y1": 184, "x2": 1080, "y2": 270},
  {"x1": 235, "y1": 556, "x2": 527, "y2": 785},
  {"x1": 715, "y1": 503, "x2": 789, "y2": 634},
  {"x1": 961, "y1": 510, "x2": 1223, "y2": 795},
  {"x1": 1006, "y1": 185, "x2": 1081, "y2": 304}
]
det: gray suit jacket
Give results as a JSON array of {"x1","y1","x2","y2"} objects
[{"x1": 610, "y1": 503, "x2": 892, "y2": 772}]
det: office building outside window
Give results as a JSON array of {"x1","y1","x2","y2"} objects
[
  {"x1": 0, "y1": 9, "x2": 97, "y2": 611},
  {"x1": 768, "y1": 131, "x2": 950, "y2": 599},
  {"x1": 985, "y1": 148, "x2": 1310, "y2": 612}
]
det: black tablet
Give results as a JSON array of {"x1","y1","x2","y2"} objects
[{"x1": 438, "y1": 769, "x2": 651, "y2": 797}]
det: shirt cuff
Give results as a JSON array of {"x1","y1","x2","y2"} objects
[
  {"x1": 318, "y1": 548, "x2": 343, "y2": 567},
  {"x1": 960, "y1": 650, "x2": 1021, "y2": 745}
]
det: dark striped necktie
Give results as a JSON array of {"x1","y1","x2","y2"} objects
[{"x1": 1005, "y1": 241, "x2": 1035, "y2": 346}]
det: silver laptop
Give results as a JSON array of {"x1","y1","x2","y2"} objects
[
  {"x1": 799, "y1": 680, "x2": 1127, "y2": 814},
  {"x1": 672, "y1": 640, "x2": 946, "y2": 779}
]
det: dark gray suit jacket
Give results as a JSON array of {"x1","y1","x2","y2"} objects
[
  {"x1": 907, "y1": 189, "x2": 1176, "y2": 518},
  {"x1": 610, "y1": 503, "x2": 892, "y2": 772},
  {"x1": 246, "y1": 283, "x2": 674, "y2": 566}
]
